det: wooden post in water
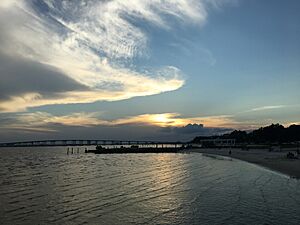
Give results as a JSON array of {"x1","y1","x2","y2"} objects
[
  {"x1": 71, "y1": 147, "x2": 74, "y2": 154},
  {"x1": 67, "y1": 147, "x2": 69, "y2": 154}
]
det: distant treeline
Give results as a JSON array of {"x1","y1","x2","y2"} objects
[{"x1": 192, "y1": 124, "x2": 300, "y2": 144}]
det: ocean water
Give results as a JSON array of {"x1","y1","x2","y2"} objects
[{"x1": 0, "y1": 147, "x2": 299, "y2": 225}]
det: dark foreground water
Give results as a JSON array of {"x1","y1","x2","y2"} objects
[{"x1": 0, "y1": 147, "x2": 299, "y2": 225}]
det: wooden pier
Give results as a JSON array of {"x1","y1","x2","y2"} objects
[{"x1": 85, "y1": 146, "x2": 184, "y2": 154}]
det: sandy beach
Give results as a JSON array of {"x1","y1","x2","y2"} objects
[{"x1": 189, "y1": 148, "x2": 300, "y2": 179}]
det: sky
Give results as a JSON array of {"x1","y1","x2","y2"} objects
[{"x1": 0, "y1": 0, "x2": 299, "y2": 142}]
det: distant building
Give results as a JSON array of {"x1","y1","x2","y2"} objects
[
  {"x1": 189, "y1": 143, "x2": 202, "y2": 148},
  {"x1": 199, "y1": 138, "x2": 235, "y2": 147}
]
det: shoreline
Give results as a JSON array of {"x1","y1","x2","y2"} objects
[{"x1": 188, "y1": 148, "x2": 300, "y2": 179}]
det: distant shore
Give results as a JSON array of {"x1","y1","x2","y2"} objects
[{"x1": 188, "y1": 148, "x2": 300, "y2": 179}]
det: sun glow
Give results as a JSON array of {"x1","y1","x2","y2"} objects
[
  {"x1": 1, "y1": 112, "x2": 244, "y2": 133},
  {"x1": 147, "y1": 113, "x2": 189, "y2": 127},
  {"x1": 153, "y1": 114, "x2": 170, "y2": 124}
]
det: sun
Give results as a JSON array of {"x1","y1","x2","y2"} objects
[
  {"x1": 153, "y1": 114, "x2": 169, "y2": 124},
  {"x1": 149, "y1": 113, "x2": 186, "y2": 127}
]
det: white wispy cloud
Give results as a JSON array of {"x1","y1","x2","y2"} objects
[
  {"x1": 169, "y1": 39, "x2": 217, "y2": 66},
  {"x1": 0, "y1": 0, "x2": 224, "y2": 112},
  {"x1": 250, "y1": 105, "x2": 286, "y2": 112}
]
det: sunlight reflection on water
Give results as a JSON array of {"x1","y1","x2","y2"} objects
[{"x1": 0, "y1": 147, "x2": 299, "y2": 224}]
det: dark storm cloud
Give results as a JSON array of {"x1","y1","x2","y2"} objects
[
  {"x1": 0, "y1": 122, "x2": 234, "y2": 143},
  {"x1": 0, "y1": 52, "x2": 88, "y2": 101},
  {"x1": 0, "y1": 122, "x2": 172, "y2": 143},
  {"x1": 0, "y1": 112, "x2": 234, "y2": 142},
  {"x1": 173, "y1": 123, "x2": 205, "y2": 134},
  {"x1": 0, "y1": 10, "x2": 86, "y2": 101}
]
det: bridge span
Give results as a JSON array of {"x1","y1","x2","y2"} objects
[{"x1": 0, "y1": 140, "x2": 184, "y2": 148}]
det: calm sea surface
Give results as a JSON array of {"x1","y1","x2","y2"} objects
[{"x1": 0, "y1": 147, "x2": 299, "y2": 225}]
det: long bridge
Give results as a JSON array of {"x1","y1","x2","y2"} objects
[{"x1": 0, "y1": 139, "x2": 185, "y2": 148}]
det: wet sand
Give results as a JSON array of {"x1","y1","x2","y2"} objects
[{"x1": 189, "y1": 148, "x2": 300, "y2": 179}]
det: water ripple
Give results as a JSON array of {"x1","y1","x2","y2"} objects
[{"x1": 0, "y1": 148, "x2": 299, "y2": 224}]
